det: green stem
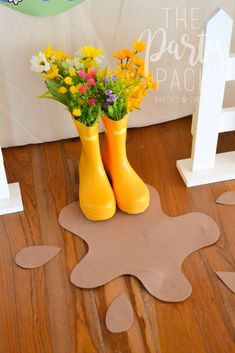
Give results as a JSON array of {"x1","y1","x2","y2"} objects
[{"x1": 37, "y1": 91, "x2": 51, "y2": 99}]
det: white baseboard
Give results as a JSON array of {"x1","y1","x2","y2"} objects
[
  {"x1": 0, "y1": 182, "x2": 24, "y2": 215},
  {"x1": 177, "y1": 151, "x2": 235, "y2": 187}
]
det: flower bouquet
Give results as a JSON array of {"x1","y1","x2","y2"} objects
[{"x1": 31, "y1": 41, "x2": 157, "y2": 220}]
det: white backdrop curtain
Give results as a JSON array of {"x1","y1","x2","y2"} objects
[{"x1": 0, "y1": 0, "x2": 235, "y2": 147}]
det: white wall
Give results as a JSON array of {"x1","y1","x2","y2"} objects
[{"x1": 0, "y1": 0, "x2": 235, "y2": 147}]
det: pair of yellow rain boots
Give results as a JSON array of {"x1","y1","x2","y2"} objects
[{"x1": 74, "y1": 115, "x2": 150, "y2": 221}]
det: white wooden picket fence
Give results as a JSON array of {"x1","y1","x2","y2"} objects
[
  {"x1": 177, "y1": 9, "x2": 235, "y2": 187},
  {"x1": 0, "y1": 146, "x2": 23, "y2": 215}
]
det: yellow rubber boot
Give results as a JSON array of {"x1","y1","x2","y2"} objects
[
  {"x1": 102, "y1": 115, "x2": 150, "y2": 214},
  {"x1": 74, "y1": 120, "x2": 116, "y2": 221}
]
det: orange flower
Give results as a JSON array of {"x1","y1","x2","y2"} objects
[
  {"x1": 137, "y1": 68, "x2": 146, "y2": 78},
  {"x1": 151, "y1": 82, "x2": 158, "y2": 90},
  {"x1": 113, "y1": 40, "x2": 157, "y2": 113},
  {"x1": 113, "y1": 50, "x2": 126, "y2": 60},
  {"x1": 122, "y1": 48, "x2": 135, "y2": 58},
  {"x1": 133, "y1": 40, "x2": 146, "y2": 52},
  {"x1": 113, "y1": 48, "x2": 135, "y2": 60},
  {"x1": 133, "y1": 56, "x2": 145, "y2": 67},
  {"x1": 59, "y1": 86, "x2": 68, "y2": 94},
  {"x1": 127, "y1": 97, "x2": 142, "y2": 112}
]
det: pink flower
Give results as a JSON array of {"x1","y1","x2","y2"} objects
[
  {"x1": 77, "y1": 70, "x2": 86, "y2": 78},
  {"x1": 88, "y1": 98, "x2": 96, "y2": 106},
  {"x1": 80, "y1": 85, "x2": 87, "y2": 94},
  {"x1": 86, "y1": 73, "x2": 93, "y2": 80},
  {"x1": 87, "y1": 78, "x2": 96, "y2": 86},
  {"x1": 90, "y1": 69, "x2": 97, "y2": 76}
]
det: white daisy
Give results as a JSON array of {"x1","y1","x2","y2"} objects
[
  {"x1": 31, "y1": 52, "x2": 50, "y2": 73},
  {"x1": 95, "y1": 54, "x2": 104, "y2": 66},
  {"x1": 8, "y1": 0, "x2": 23, "y2": 5},
  {"x1": 66, "y1": 57, "x2": 81, "y2": 68}
]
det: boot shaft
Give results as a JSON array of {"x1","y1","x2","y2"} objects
[
  {"x1": 102, "y1": 115, "x2": 128, "y2": 164},
  {"x1": 72, "y1": 119, "x2": 116, "y2": 220},
  {"x1": 102, "y1": 114, "x2": 150, "y2": 214},
  {"x1": 73, "y1": 119, "x2": 103, "y2": 165}
]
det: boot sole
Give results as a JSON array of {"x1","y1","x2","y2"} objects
[
  {"x1": 117, "y1": 197, "x2": 150, "y2": 215},
  {"x1": 80, "y1": 204, "x2": 116, "y2": 221}
]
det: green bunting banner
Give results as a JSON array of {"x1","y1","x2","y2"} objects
[{"x1": 0, "y1": 0, "x2": 85, "y2": 17}]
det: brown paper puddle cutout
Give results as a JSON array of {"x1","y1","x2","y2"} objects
[
  {"x1": 15, "y1": 246, "x2": 60, "y2": 269},
  {"x1": 216, "y1": 191, "x2": 235, "y2": 205},
  {"x1": 105, "y1": 293, "x2": 134, "y2": 333},
  {"x1": 59, "y1": 185, "x2": 220, "y2": 302}
]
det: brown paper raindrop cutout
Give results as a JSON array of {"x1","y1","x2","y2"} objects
[
  {"x1": 216, "y1": 191, "x2": 235, "y2": 205},
  {"x1": 105, "y1": 293, "x2": 134, "y2": 333},
  {"x1": 216, "y1": 272, "x2": 235, "y2": 293},
  {"x1": 15, "y1": 246, "x2": 60, "y2": 269}
]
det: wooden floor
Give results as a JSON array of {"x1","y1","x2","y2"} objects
[{"x1": 0, "y1": 116, "x2": 234, "y2": 353}]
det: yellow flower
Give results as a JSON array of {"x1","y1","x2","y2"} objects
[
  {"x1": 42, "y1": 65, "x2": 59, "y2": 79},
  {"x1": 43, "y1": 45, "x2": 69, "y2": 60},
  {"x1": 81, "y1": 46, "x2": 103, "y2": 58},
  {"x1": 133, "y1": 40, "x2": 146, "y2": 52},
  {"x1": 70, "y1": 85, "x2": 79, "y2": 94},
  {"x1": 146, "y1": 73, "x2": 154, "y2": 82},
  {"x1": 44, "y1": 45, "x2": 53, "y2": 59},
  {"x1": 69, "y1": 68, "x2": 76, "y2": 76},
  {"x1": 59, "y1": 86, "x2": 68, "y2": 94},
  {"x1": 64, "y1": 76, "x2": 73, "y2": 85},
  {"x1": 54, "y1": 50, "x2": 68, "y2": 60},
  {"x1": 73, "y1": 108, "x2": 81, "y2": 117},
  {"x1": 84, "y1": 58, "x2": 95, "y2": 68}
]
